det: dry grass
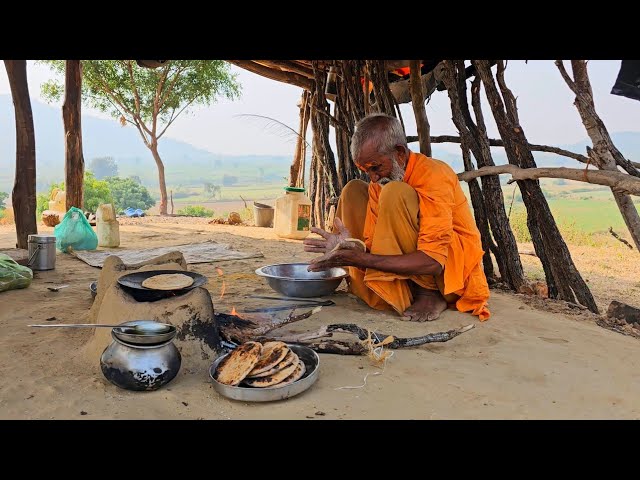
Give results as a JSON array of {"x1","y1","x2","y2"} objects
[
  {"x1": 0, "y1": 208, "x2": 14, "y2": 226},
  {"x1": 517, "y1": 241, "x2": 640, "y2": 312}
]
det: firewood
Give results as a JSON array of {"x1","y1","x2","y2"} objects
[{"x1": 607, "y1": 301, "x2": 640, "y2": 325}]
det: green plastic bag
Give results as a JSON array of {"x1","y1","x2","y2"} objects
[
  {"x1": 54, "y1": 207, "x2": 98, "y2": 253},
  {"x1": 0, "y1": 253, "x2": 33, "y2": 293}
]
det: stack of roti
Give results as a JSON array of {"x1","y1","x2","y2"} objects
[{"x1": 214, "y1": 341, "x2": 306, "y2": 388}]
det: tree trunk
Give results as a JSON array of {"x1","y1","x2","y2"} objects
[
  {"x1": 440, "y1": 61, "x2": 526, "y2": 291},
  {"x1": 289, "y1": 91, "x2": 310, "y2": 188},
  {"x1": 474, "y1": 60, "x2": 598, "y2": 313},
  {"x1": 461, "y1": 142, "x2": 495, "y2": 280},
  {"x1": 311, "y1": 65, "x2": 340, "y2": 199},
  {"x1": 556, "y1": 60, "x2": 640, "y2": 250},
  {"x1": 333, "y1": 61, "x2": 365, "y2": 186},
  {"x1": 149, "y1": 141, "x2": 168, "y2": 215},
  {"x1": 409, "y1": 60, "x2": 432, "y2": 157},
  {"x1": 366, "y1": 60, "x2": 397, "y2": 116},
  {"x1": 309, "y1": 147, "x2": 320, "y2": 228},
  {"x1": 334, "y1": 108, "x2": 351, "y2": 189},
  {"x1": 4, "y1": 60, "x2": 37, "y2": 249},
  {"x1": 63, "y1": 60, "x2": 85, "y2": 211}
]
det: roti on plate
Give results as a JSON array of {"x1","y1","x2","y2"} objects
[
  {"x1": 214, "y1": 341, "x2": 263, "y2": 386},
  {"x1": 242, "y1": 361, "x2": 299, "y2": 388},
  {"x1": 246, "y1": 350, "x2": 298, "y2": 379},
  {"x1": 248, "y1": 341, "x2": 290, "y2": 376},
  {"x1": 141, "y1": 273, "x2": 194, "y2": 290},
  {"x1": 275, "y1": 360, "x2": 307, "y2": 387}
]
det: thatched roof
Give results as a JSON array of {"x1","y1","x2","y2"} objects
[{"x1": 226, "y1": 60, "x2": 485, "y2": 104}]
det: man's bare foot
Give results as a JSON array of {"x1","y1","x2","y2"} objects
[{"x1": 403, "y1": 288, "x2": 447, "y2": 322}]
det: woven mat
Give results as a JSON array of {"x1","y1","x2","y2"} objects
[{"x1": 71, "y1": 240, "x2": 263, "y2": 268}]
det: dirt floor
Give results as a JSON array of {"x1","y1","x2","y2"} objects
[{"x1": 1, "y1": 218, "x2": 639, "y2": 420}]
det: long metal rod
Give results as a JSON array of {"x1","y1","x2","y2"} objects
[{"x1": 28, "y1": 323, "x2": 123, "y2": 328}]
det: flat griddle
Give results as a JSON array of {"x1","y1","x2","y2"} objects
[{"x1": 117, "y1": 270, "x2": 208, "y2": 302}]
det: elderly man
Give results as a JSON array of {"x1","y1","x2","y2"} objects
[{"x1": 303, "y1": 113, "x2": 490, "y2": 322}]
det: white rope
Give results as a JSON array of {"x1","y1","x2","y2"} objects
[{"x1": 334, "y1": 331, "x2": 394, "y2": 390}]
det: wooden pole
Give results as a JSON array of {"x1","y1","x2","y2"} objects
[
  {"x1": 473, "y1": 59, "x2": 598, "y2": 313},
  {"x1": 290, "y1": 91, "x2": 310, "y2": 188},
  {"x1": 555, "y1": 60, "x2": 640, "y2": 250},
  {"x1": 440, "y1": 62, "x2": 526, "y2": 291},
  {"x1": 63, "y1": 60, "x2": 85, "y2": 211},
  {"x1": 4, "y1": 60, "x2": 37, "y2": 249},
  {"x1": 409, "y1": 60, "x2": 432, "y2": 156}
]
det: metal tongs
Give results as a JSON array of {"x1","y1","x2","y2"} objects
[{"x1": 242, "y1": 295, "x2": 335, "y2": 313}]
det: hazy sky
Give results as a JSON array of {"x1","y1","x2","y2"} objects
[{"x1": 1, "y1": 60, "x2": 637, "y2": 156}]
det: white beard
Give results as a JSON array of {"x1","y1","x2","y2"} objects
[{"x1": 378, "y1": 158, "x2": 405, "y2": 185}]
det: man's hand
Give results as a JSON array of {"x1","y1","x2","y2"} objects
[
  {"x1": 307, "y1": 247, "x2": 360, "y2": 272},
  {"x1": 303, "y1": 217, "x2": 352, "y2": 254}
]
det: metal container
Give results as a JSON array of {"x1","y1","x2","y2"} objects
[
  {"x1": 100, "y1": 322, "x2": 181, "y2": 391},
  {"x1": 209, "y1": 344, "x2": 320, "y2": 402},
  {"x1": 111, "y1": 320, "x2": 178, "y2": 345},
  {"x1": 253, "y1": 202, "x2": 274, "y2": 228},
  {"x1": 255, "y1": 263, "x2": 348, "y2": 298},
  {"x1": 27, "y1": 234, "x2": 57, "y2": 271}
]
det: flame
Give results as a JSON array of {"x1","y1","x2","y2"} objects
[
  {"x1": 216, "y1": 268, "x2": 225, "y2": 299},
  {"x1": 230, "y1": 306, "x2": 239, "y2": 316}
]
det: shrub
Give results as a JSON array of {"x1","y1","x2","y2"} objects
[
  {"x1": 508, "y1": 208, "x2": 531, "y2": 243},
  {"x1": 177, "y1": 205, "x2": 214, "y2": 217},
  {"x1": 83, "y1": 172, "x2": 112, "y2": 212},
  {"x1": 105, "y1": 177, "x2": 155, "y2": 212},
  {"x1": 0, "y1": 191, "x2": 7, "y2": 210},
  {"x1": 0, "y1": 207, "x2": 15, "y2": 225}
]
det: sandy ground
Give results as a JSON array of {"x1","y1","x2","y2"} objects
[{"x1": 1, "y1": 218, "x2": 639, "y2": 420}]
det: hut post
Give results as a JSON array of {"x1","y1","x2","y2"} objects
[
  {"x1": 63, "y1": 60, "x2": 85, "y2": 211},
  {"x1": 440, "y1": 61, "x2": 526, "y2": 291},
  {"x1": 461, "y1": 142, "x2": 495, "y2": 280},
  {"x1": 289, "y1": 90, "x2": 310, "y2": 188},
  {"x1": 556, "y1": 60, "x2": 640, "y2": 250},
  {"x1": 4, "y1": 60, "x2": 37, "y2": 249},
  {"x1": 409, "y1": 60, "x2": 432, "y2": 157},
  {"x1": 473, "y1": 59, "x2": 598, "y2": 313}
]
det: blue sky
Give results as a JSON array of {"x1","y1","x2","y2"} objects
[{"x1": 1, "y1": 60, "x2": 638, "y2": 156}]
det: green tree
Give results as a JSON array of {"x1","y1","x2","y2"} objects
[
  {"x1": 81, "y1": 172, "x2": 112, "y2": 212},
  {"x1": 39, "y1": 60, "x2": 241, "y2": 215},
  {"x1": 0, "y1": 191, "x2": 7, "y2": 211},
  {"x1": 89, "y1": 156, "x2": 118, "y2": 179},
  {"x1": 105, "y1": 177, "x2": 155, "y2": 212}
]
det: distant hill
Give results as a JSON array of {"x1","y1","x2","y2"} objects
[
  {"x1": 0, "y1": 95, "x2": 291, "y2": 193},
  {"x1": 1, "y1": 94, "x2": 639, "y2": 194}
]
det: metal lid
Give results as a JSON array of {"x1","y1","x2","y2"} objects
[{"x1": 28, "y1": 234, "x2": 57, "y2": 243}]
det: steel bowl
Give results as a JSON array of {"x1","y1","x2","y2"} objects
[
  {"x1": 255, "y1": 263, "x2": 348, "y2": 298},
  {"x1": 209, "y1": 344, "x2": 320, "y2": 402},
  {"x1": 111, "y1": 320, "x2": 177, "y2": 345}
]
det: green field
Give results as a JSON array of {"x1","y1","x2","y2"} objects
[{"x1": 494, "y1": 180, "x2": 639, "y2": 246}]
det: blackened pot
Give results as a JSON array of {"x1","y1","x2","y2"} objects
[{"x1": 100, "y1": 330, "x2": 181, "y2": 391}]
